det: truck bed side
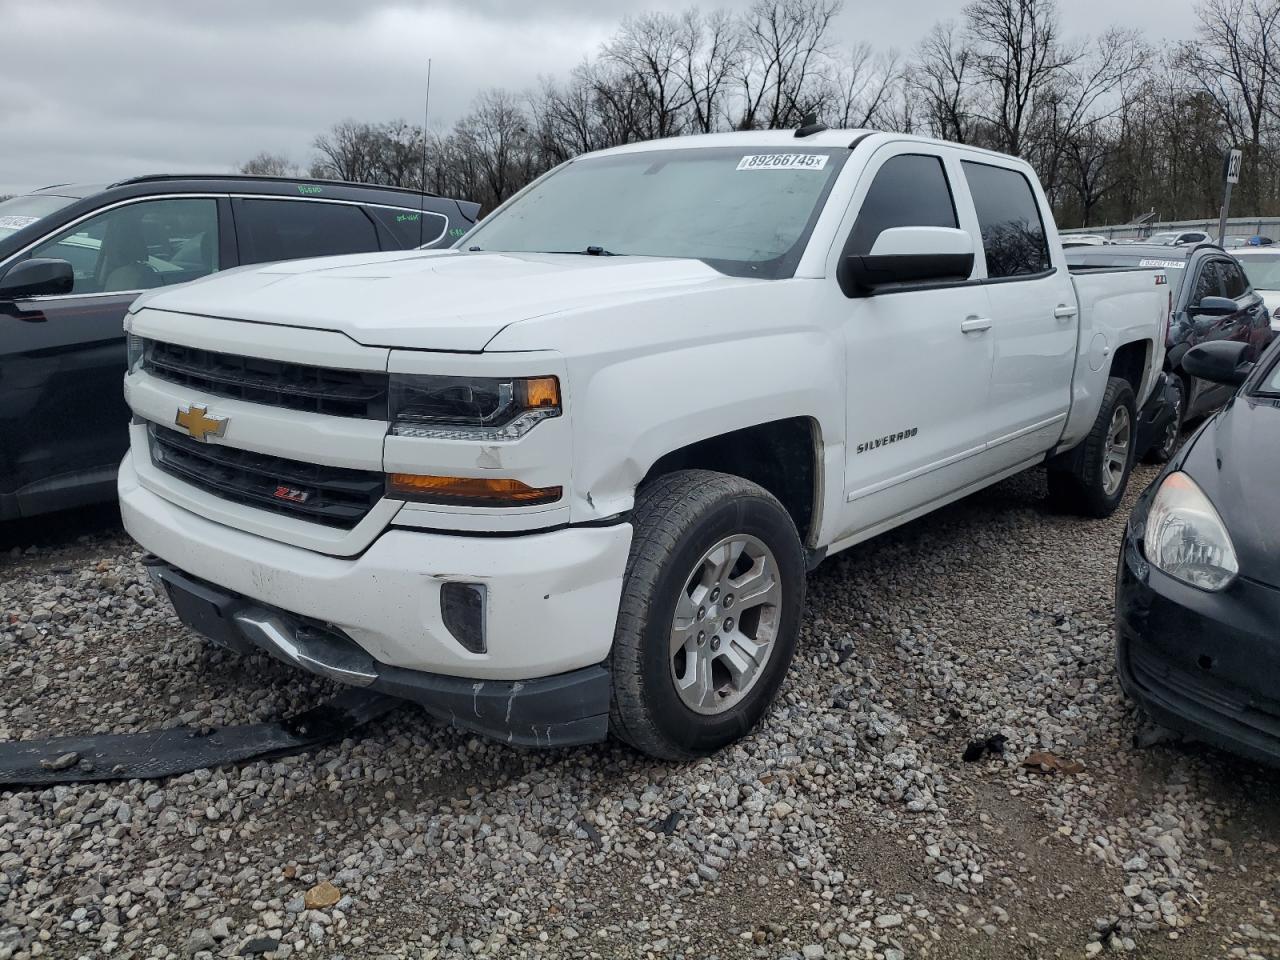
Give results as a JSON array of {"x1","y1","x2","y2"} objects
[{"x1": 1056, "y1": 267, "x2": 1169, "y2": 453}]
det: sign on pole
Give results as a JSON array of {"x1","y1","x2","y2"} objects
[
  {"x1": 1217, "y1": 148, "x2": 1242, "y2": 245},
  {"x1": 1225, "y1": 149, "x2": 1243, "y2": 184}
]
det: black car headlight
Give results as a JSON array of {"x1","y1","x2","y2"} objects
[
  {"x1": 388, "y1": 374, "x2": 560, "y2": 440},
  {"x1": 1143, "y1": 472, "x2": 1239, "y2": 591}
]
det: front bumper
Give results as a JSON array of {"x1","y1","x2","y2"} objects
[
  {"x1": 144, "y1": 561, "x2": 610, "y2": 747},
  {"x1": 1115, "y1": 523, "x2": 1280, "y2": 767},
  {"x1": 119, "y1": 456, "x2": 632, "y2": 681}
]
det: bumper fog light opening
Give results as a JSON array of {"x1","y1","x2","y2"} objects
[{"x1": 442, "y1": 582, "x2": 487, "y2": 654}]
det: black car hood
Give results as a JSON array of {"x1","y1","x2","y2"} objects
[{"x1": 1179, "y1": 393, "x2": 1280, "y2": 585}]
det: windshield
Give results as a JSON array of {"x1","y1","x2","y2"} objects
[
  {"x1": 0, "y1": 195, "x2": 75, "y2": 241},
  {"x1": 463, "y1": 147, "x2": 849, "y2": 279},
  {"x1": 1238, "y1": 254, "x2": 1280, "y2": 290}
]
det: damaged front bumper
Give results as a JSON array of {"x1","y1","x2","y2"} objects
[{"x1": 146, "y1": 559, "x2": 611, "y2": 748}]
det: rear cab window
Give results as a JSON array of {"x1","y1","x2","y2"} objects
[{"x1": 961, "y1": 161, "x2": 1052, "y2": 278}]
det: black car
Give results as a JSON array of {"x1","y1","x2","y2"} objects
[
  {"x1": 1115, "y1": 337, "x2": 1280, "y2": 767},
  {"x1": 1065, "y1": 243, "x2": 1273, "y2": 462},
  {"x1": 0, "y1": 175, "x2": 478, "y2": 521}
]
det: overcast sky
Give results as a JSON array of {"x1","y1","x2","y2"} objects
[{"x1": 0, "y1": 0, "x2": 1198, "y2": 195}]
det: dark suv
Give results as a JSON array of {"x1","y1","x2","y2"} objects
[
  {"x1": 0, "y1": 175, "x2": 478, "y2": 520},
  {"x1": 1065, "y1": 243, "x2": 1273, "y2": 461}
]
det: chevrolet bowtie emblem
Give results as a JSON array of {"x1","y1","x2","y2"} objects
[{"x1": 175, "y1": 403, "x2": 227, "y2": 442}]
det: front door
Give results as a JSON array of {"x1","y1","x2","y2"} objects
[
  {"x1": 833, "y1": 148, "x2": 997, "y2": 540},
  {"x1": 0, "y1": 196, "x2": 222, "y2": 516}
]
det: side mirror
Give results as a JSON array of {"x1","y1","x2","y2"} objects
[
  {"x1": 843, "y1": 227, "x2": 974, "y2": 295},
  {"x1": 1183, "y1": 340, "x2": 1254, "y2": 386},
  {"x1": 0, "y1": 258, "x2": 74, "y2": 299},
  {"x1": 1191, "y1": 296, "x2": 1238, "y2": 316}
]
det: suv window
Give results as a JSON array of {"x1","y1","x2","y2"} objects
[
  {"x1": 235, "y1": 199, "x2": 380, "y2": 265},
  {"x1": 369, "y1": 207, "x2": 449, "y2": 248},
  {"x1": 961, "y1": 161, "x2": 1051, "y2": 278},
  {"x1": 25, "y1": 198, "x2": 219, "y2": 295},
  {"x1": 1191, "y1": 260, "x2": 1224, "y2": 304},
  {"x1": 1219, "y1": 258, "x2": 1248, "y2": 298},
  {"x1": 846, "y1": 154, "x2": 958, "y2": 255}
]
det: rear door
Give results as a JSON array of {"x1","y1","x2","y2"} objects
[
  {"x1": 833, "y1": 146, "x2": 997, "y2": 538},
  {"x1": 0, "y1": 196, "x2": 224, "y2": 516},
  {"x1": 1183, "y1": 256, "x2": 1270, "y2": 415},
  {"x1": 961, "y1": 159, "x2": 1077, "y2": 470}
]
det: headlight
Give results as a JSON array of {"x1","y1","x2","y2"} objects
[
  {"x1": 389, "y1": 374, "x2": 560, "y2": 440},
  {"x1": 1143, "y1": 472, "x2": 1238, "y2": 591},
  {"x1": 126, "y1": 333, "x2": 146, "y2": 374}
]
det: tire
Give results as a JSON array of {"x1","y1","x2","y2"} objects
[
  {"x1": 1141, "y1": 373, "x2": 1186, "y2": 464},
  {"x1": 1047, "y1": 377, "x2": 1138, "y2": 518},
  {"x1": 609, "y1": 470, "x2": 806, "y2": 760}
]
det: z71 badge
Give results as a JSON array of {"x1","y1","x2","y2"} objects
[{"x1": 856, "y1": 427, "x2": 918, "y2": 454}]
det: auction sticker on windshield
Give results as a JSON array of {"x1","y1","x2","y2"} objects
[
  {"x1": 0, "y1": 216, "x2": 39, "y2": 231},
  {"x1": 737, "y1": 154, "x2": 829, "y2": 171},
  {"x1": 1138, "y1": 259, "x2": 1185, "y2": 269}
]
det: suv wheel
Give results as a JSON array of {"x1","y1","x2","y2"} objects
[
  {"x1": 609, "y1": 470, "x2": 805, "y2": 759},
  {"x1": 1142, "y1": 374, "x2": 1185, "y2": 464},
  {"x1": 1048, "y1": 377, "x2": 1138, "y2": 518}
]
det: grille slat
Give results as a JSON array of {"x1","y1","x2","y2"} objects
[
  {"x1": 149, "y1": 425, "x2": 382, "y2": 529},
  {"x1": 143, "y1": 340, "x2": 389, "y2": 419}
]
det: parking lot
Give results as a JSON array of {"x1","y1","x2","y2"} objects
[{"x1": 0, "y1": 464, "x2": 1275, "y2": 960}]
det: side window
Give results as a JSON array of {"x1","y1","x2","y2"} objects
[
  {"x1": 369, "y1": 207, "x2": 449, "y2": 249},
  {"x1": 26, "y1": 198, "x2": 219, "y2": 295},
  {"x1": 235, "y1": 199, "x2": 380, "y2": 265},
  {"x1": 846, "y1": 154, "x2": 958, "y2": 255},
  {"x1": 1191, "y1": 260, "x2": 1223, "y2": 305},
  {"x1": 1220, "y1": 259, "x2": 1248, "y2": 299},
  {"x1": 961, "y1": 161, "x2": 1052, "y2": 279}
]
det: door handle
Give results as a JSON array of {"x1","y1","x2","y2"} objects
[
  {"x1": 1054, "y1": 304, "x2": 1078, "y2": 321},
  {"x1": 961, "y1": 317, "x2": 993, "y2": 334}
]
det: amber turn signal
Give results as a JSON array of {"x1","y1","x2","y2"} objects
[
  {"x1": 519, "y1": 376, "x2": 561, "y2": 409},
  {"x1": 387, "y1": 473, "x2": 562, "y2": 507}
]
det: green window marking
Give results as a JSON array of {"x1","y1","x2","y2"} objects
[
  {"x1": 449, "y1": 227, "x2": 466, "y2": 238},
  {"x1": 297, "y1": 185, "x2": 323, "y2": 196},
  {"x1": 395, "y1": 213, "x2": 421, "y2": 223}
]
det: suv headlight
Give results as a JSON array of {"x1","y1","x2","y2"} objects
[
  {"x1": 1143, "y1": 472, "x2": 1238, "y2": 591},
  {"x1": 388, "y1": 374, "x2": 560, "y2": 440}
]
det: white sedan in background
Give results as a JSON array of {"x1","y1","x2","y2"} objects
[{"x1": 1233, "y1": 248, "x2": 1280, "y2": 331}]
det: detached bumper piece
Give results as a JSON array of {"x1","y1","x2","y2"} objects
[
  {"x1": 147, "y1": 559, "x2": 611, "y2": 748},
  {"x1": 1115, "y1": 528, "x2": 1280, "y2": 768},
  {"x1": 0, "y1": 687, "x2": 399, "y2": 789}
]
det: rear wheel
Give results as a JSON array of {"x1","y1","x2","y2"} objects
[
  {"x1": 1048, "y1": 377, "x2": 1137, "y2": 518},
  {"x1": 1142, "y1": 373, "x2": 1185, "y2": 464},
  {"x1": 609, "y1": 470, "x2": 805, "y2": 760}
]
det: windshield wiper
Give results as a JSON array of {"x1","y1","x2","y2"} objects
[{"x1": 536, "y1": 246, "x2": 618, "y2": 257}]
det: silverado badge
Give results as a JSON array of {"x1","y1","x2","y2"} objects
[{"x1": 175, "y1": 403, "x2": 227, "y2": 443}]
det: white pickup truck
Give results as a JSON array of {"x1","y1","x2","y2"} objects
[{"x1": 119, "y1": 129, "x2": 1168, "y2": 758}]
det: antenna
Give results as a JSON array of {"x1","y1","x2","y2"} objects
[{"x1": 419, "y1": 58, "x2": 432, "y2": 249}]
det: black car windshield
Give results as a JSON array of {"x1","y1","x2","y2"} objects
[
  {"x1": 0, "y1": 195, "x2": 75, "y2": 241},
  {"x1": 462, "y1": 147, "x2": 849, "y2": 279},
  {"x1": 1237, "y1": 254, "x2": 1280, "y2": 290}
]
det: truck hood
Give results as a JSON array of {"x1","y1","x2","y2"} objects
[{"x1": 133, "y1": 250, "x2": 749, "y2": 351}]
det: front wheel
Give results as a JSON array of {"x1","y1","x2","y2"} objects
[
  {"x1": 609, "y1": 470, "x2": 805, "y2": 760},
  {"x1": 1047, "y1": 377, "x2": 1138, "y2": 518}
]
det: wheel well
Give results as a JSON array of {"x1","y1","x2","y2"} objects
[
  {"x1": 640, "y1": 418, "x2": 819, "y2": 545},
  {"x1": 1110, "y1": 341, "x2": 1149, "y2": 395}
]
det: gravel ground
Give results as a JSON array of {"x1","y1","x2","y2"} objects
[{"x1": 2, "y1": 466, "x2": 1279, "y2": 960}]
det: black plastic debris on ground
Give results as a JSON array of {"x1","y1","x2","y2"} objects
[
  {"x1": 962, "y1": 733, "x2": 1008, "y2": 762},
  {"x1": 0, "y1": 688, "x2": 401, "y2": 789}
]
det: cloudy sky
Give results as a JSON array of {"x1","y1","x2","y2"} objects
[{"x1": 1, "y1": 0, "x2": 1198, "y2": 195}]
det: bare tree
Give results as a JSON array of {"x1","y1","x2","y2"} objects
[
  {"x1": 604, "y1": 13, "x2": 695, "y2": 140},
  {"x1": 909, "y1": 21, "x2": 977, "y2": 142},
  {"x1": 310, "y1": 121, "x2": 385, "y2": 182},
  {"x1": 964, "y1": 0, "x2": 1076, "y2": 155},
  {"x1": 826, "y1": 45, "x2": 900, "y2": 128},
  {"x1": 238, "y1": 152, "x2": 298, "y2": 177},
  {"x1": 734, "y1": 0, "x2": 842, "y2": 129},
  {"x1": 676, "y1": 9, "x2": 744, "y2": 133}
]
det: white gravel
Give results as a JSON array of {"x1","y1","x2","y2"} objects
[{"x1": 2, "y1": 467, "x2": 1279, "y2": 960}]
